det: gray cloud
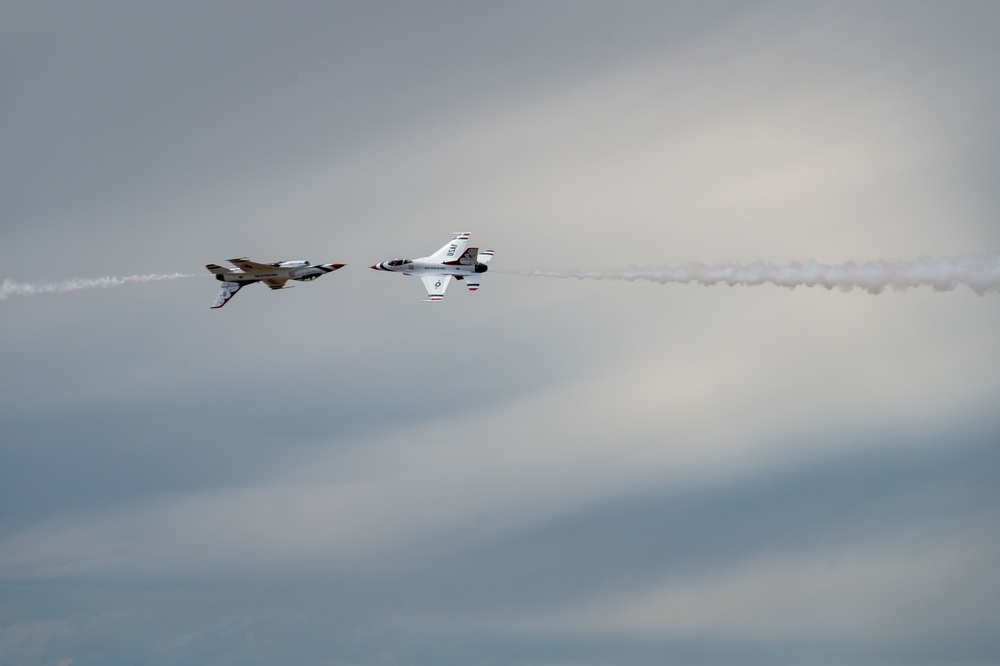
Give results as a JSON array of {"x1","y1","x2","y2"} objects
[{"x1": 3, "y1": 1, "x2": 1000, "y2": 664}]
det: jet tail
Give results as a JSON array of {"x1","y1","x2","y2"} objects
[
  {"x1": 205, "y1": 263, "x2": 228, "y2": 275},
  {"x1": 211, "y1": 281, "x2": 244, "y2": 309},
  {"x1": 446, "y1": 247, "x2": 479, "y2": 266}
]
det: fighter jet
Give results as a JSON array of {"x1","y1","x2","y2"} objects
[
  {"x1": 370, "y1": 232, "x2": 494, "y2": 301},
  {"x1": 205, "y1": 258, "x2": 346, "y2": 308}
]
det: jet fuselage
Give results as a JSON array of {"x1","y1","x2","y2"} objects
[
  {"x1": 213, "y1": 262, "x2": 344, "y2": 283},
  {"x1": 369, "y1": 259, "x2": 489, "y2": 277}
]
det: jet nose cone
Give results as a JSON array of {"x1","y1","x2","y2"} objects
[
  {"x1": 370, "y1": 264, "x2": 381, "y2": 270},
  {"x1": 330, "y1": 263, "x2": 346, "y2": 270}
]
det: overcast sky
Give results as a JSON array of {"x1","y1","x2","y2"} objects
[{"x1": 3, "y1": 2, "x2": 1000, "y2": 665}]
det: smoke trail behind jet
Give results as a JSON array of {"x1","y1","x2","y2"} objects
[
  {"x1": 500, "y1": 255, "x2": 1000, "y2": 295},
  {"x1": 0, "y1": 274, "x2": 197, "y2": 301}
]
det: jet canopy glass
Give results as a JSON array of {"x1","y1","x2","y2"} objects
[{"x1": 385, "y1": 259, "x2": 411, "y2": 267}]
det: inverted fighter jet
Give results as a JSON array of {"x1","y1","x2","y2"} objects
[
  {"x1": 370, "y1": 232, "x2": 494, "y2": 301},
  {"x1": 205, "y1": 258, "x2": 345, "y2": 308}
]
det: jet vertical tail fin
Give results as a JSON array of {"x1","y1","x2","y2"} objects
[
  {"x1": 211, "y1": 282, "x2": 244, "y2": 309},
  {"x1": 429, "y1": 232, "x2": 471, "y2": 261},
  {"x1": 205, "y1": 263, "x2": 229, "y2": 275},
  {"x1": 447, "y1": 247, "x2": 479, "y2": 265}
]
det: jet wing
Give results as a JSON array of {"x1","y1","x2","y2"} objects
[
  {"x1": 227, "y1": 258, "x2": 276, "y2": 273},
  {"x1": 428, "y1": 233, "x2": 470, "y2": 261},
  {"x1": 420, "y1": 275, "x2": 452, "y2": 302},
  {"x1": 263, "y1": 278, "x2": 290, "y2": 290},
  {"x1": 211, "y1": 281, "x2": 244, "y2": 309}
]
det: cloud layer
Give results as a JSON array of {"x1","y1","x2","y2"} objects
[{"x1": 3, "y1": 2, "x2": 1000, "y2": 665}]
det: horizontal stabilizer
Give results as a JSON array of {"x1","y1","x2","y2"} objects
[{"x1": 477, "y1": 250, "x2": 495, "y2": 264}]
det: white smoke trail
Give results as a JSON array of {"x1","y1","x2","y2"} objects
[
  {"x1": 0, "y1": 273, "x2": 198, "y2": 301},
  {"x1": 499, "y1": 255, "x2": 1000, "y2": 295}
]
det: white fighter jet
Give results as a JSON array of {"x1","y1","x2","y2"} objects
[
  {"x1": 370, "y1": 232, "x2": 494, "y2": 301},
  {"x1": 205, "y1": 258, "x2": 346, "y2": 308}
]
